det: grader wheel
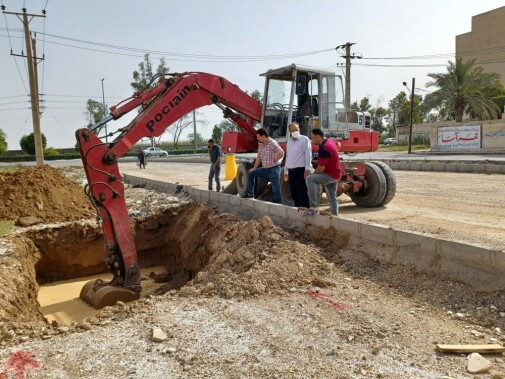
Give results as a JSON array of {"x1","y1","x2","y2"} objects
[
  {"x1": 369, "y1": 161, "x2": 397, "y2": 206},
  {"x1": 349, "y1": 162, "x2": 387, "y2": 208},
  {"x1": 236, "y1": 162, "x2": 268, "y2": 196}
]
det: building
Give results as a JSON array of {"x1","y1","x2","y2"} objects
[{"x1": 456, "y1": 6, "x2": 505, "y2": 85}]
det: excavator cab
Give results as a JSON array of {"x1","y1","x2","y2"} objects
[{"x1": 260, "y1": 64, "x2": 348, "y2": 142}]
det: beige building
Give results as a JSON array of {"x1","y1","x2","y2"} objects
[{"x1": 456, "y1": 6, "x2": 505, "y2": 84}]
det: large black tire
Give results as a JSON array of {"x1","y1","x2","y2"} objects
[
  {"x1": 236, "y1": 162, "x2": 268, "y2": 196},
  {"x1": 369, "y1": 161, "x2": 396, "y2": 206},
  {"x1": 349, "y1": 162, "x2": 387, "y2": 208},
  {"x1": 236, "y1": 162, "x2": 251, "y2": 194},
  {"x1": 280, "y1": 178, "x2": 295, "y2": 206}
]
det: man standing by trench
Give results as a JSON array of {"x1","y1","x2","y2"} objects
[
  {"x1": 207, "y1": 138, "x2": 222, "y2": 192},
  {"x1": 283, "y1": 122, "x2": 311, "y2": 208},
  {"x1": 304, "y1": 128, "x2": 342, "y2": 216},
  {"x1": 240, "y1": 128, "x2": 284, "y2": 203}
]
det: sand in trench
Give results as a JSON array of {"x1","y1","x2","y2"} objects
[{"x1": 38, "y1": 267, "x2": 166, "y2": 325}]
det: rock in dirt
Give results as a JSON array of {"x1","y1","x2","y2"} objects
[
  {"x1": 152, "y1": 327, "x2": 168, "y2": 342},
  {"x1": 490, "y1": 370, "x2": 505, "y2": 379},
  {"x1": 467, "y1": 352, "x2": 493, "y2": 373},
  {"x1": 16, "y1": 216, "x2": 44, "y2": 227}
]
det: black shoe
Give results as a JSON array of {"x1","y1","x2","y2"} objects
[{"x1": 239, "y1": 192, "x2": 253, "y2": 198}]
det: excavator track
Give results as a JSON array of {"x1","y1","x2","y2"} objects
[{"x1": 80, "y1": 279, "x2": 140, "y2": 309}]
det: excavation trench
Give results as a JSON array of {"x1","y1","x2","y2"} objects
[{"x1": 0, "y1": 202, "x2": 346, "y2": 327}]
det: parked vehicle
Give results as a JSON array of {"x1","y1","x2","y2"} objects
[
  {"x1": 382, "y1": 138, "x2": 397, "y2": 145},
  {"x1": 143, "y1": 147, "x2": 168, "y2": 157}
]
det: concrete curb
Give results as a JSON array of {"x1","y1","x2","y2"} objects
[
  {"x1": 120, "y1": 156, "x2": 505, "y2": 175},
  {"x1": 124, "y1": 174, "x2": 505, "y2": 292}
]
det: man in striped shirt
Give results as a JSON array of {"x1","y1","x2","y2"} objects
[{"x1": 240, "y1": 128, "x2": 284, "y2": 203}]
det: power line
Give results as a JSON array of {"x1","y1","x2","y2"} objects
[
  {"x1": 0, "y1": 94, "x2": 28, "y2": 99},
  {"x1": 0, "y1": 107, "x2": 29, "y2": 111},
  {"x1": 0, "y1": 6, "x2": 29, "y2": 93},
  {"x1": 43, "y1": 93, "x2": 125, "y2": 99},
  {"x1": 0, "y1": 100, "x2": 28, "y2": 105},
  {"x1": 354, "y1": 63, "x2": 448, "y2": 68}
]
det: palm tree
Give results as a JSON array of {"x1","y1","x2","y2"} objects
[{"x1": 426, "y1": 58, "x2": 502, "y2": 122}]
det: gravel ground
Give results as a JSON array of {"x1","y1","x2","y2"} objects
[{"x1": 1, "y1": 166, "x2": 505, "y2": 378}]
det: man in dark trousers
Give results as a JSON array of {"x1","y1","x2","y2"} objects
[
  {"x1": 240, "y1": 128, "x2": 284, "y2": 203},
  {"x1": 137, "y1": 148, "x2": 146, "y2": 169},
  {"x1": 304, "y1": 128, "x2": 342, "y2": 216},
  {"x1": 283, "y1": 122, "x2": 311, "y2": 208},
  {"x1": 207, "y1": 138, "x2": 222, "y2": 192}
]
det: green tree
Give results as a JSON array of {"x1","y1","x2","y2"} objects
[
  {"x1": 131, "y1": 53, "x2": 169, "y2": 108},
  {"x1": 84, "y1": 99, "x2": 106, "y2": 130},
  {"x1": 187, "y1": 131, "x2": 206, "y2": 147},
  {"x1": 218, "y1": 119, "x2": 238, "y2": 133},
  {"x1": 372, "y1": 107, "x2": 387, "y2": 133},
  {"x1": 351, "y1": 97, "x2": 372, "y2": 112},
  {"x1": 426, "y1": 58, "x2": 502, "y2": 122},
  {"x1": 387, "y1": 92, "x2": 410, "y2": 126},
  {"x1": 43, "y1": 147, "x2": 60, "y2": 156},
  {"x1": 130, "y1": 53, "x2": 170, "y2": 146},
  {"x1": 212, "y1": 124, "x2": 222, "y2": 144},
  {"x1": 20, "y1": 132, "x2": 47, "y2": 155},
  {"x1": 352, "y1": 97, "x2": 387, "y2": 133},
  {"x1": 0, "y1": 128, "x2": 7, "y2": 155},
  {"x1": 247, "y1": 89, "x2": 263, "y2": 103}
]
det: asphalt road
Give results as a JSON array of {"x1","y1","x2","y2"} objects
[{"x1": 2, "y1": 150, "x2": 505, "y2": 168}]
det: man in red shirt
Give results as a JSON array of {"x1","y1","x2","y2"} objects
[{"x1": 304, "y1": 128, "x2": 342, "y2": 216}]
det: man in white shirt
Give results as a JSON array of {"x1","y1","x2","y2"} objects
[{"x1": 283, "y1": 122, "x2": 312, "y2": 208}]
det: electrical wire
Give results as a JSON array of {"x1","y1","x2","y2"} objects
[
  {"x1": 35, "y1": 30, "x2": 334, "y2": 60},
  {"x1": 0, "y1": 94, "x2": 28, "y2": 99},
  {"x1": 0, "y1": 100, "x2": 29, "y2": 105},
  {"x1": 0, "y1": 5, "x2": 29, "y2": 93}
]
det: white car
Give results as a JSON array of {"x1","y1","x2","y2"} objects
[
  {"x1": 143, "y1": 147, "x2": 168, "y2": 157},
  {"x1": 383, "y1": 138, "x2": 397, "y2": 145}
]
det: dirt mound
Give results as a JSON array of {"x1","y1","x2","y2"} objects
[
  {"x1": 148, "y1": 203, "x2": 349, "y2": 298},
  {"x1": 0, "y1": 165, "x2": 94, "y2": 223}
]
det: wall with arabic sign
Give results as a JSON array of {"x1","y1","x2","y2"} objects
[
  {"x1": 437, "y1": 125, "x2": 481, "y2": 150},
  {"x1": 430, "y1": 119, "x2": 505, "y2": 152}
]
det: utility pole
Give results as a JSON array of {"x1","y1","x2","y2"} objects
[
  {"x1": 403, "y1": 78, "x2": 415, "y2": 154},
  {"x1": 101, "y1": 78, "x2": 108, "y2": 143},
  {"x1": 336, "y1": 42, "x2": 361, "y2": 110},
  {"x1": 2, "y1": 7, "x2": 46, "y2": 165},
  {"x1": 192, "y1": 110, "x2": 197, "y2": 152}
]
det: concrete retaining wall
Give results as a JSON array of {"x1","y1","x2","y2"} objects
[{"x1": 124, "y1": 174, "x2": 505, "y2": 292}]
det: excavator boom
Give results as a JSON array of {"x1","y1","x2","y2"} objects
[{"x1": 76, "y1": 72, "x2": 262, "y2": 309}]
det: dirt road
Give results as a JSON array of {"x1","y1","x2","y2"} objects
[{"x1": 120, "y1": 162, "x2": 505, "y2": 251}]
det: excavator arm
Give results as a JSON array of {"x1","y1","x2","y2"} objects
[{"x1": 75, "y1": 72, "x2": 262, "y2": 309}]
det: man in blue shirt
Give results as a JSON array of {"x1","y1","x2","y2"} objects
[{"x1": 207, "y1": 138, "x2": 222, "y2": 192}]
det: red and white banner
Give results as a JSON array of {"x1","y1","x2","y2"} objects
[{"x1": 437, "y1": 125, "x2": 481, "y2": 149}]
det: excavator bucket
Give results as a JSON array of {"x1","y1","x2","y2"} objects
[{"x1": 79, "y1": 279, "x2": 140, "y2": 310}]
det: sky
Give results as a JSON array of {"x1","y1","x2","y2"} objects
[{"x1": 1, "y1": 0, "x2": 504, "y2": 149}]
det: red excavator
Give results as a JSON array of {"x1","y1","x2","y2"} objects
[{"x1": 76, "y1": 65, "x2": 395, "y2": 309}]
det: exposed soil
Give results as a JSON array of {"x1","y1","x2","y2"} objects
[
  {"x1": 119, "y1": 162, "x2": 505, "y2": 251},
  {"x1": 1, "y1": 166, "x2": 505, "y2": 378},
  {"x1": 0, "y1": 165, "x2": 94, "y2": 223}
]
